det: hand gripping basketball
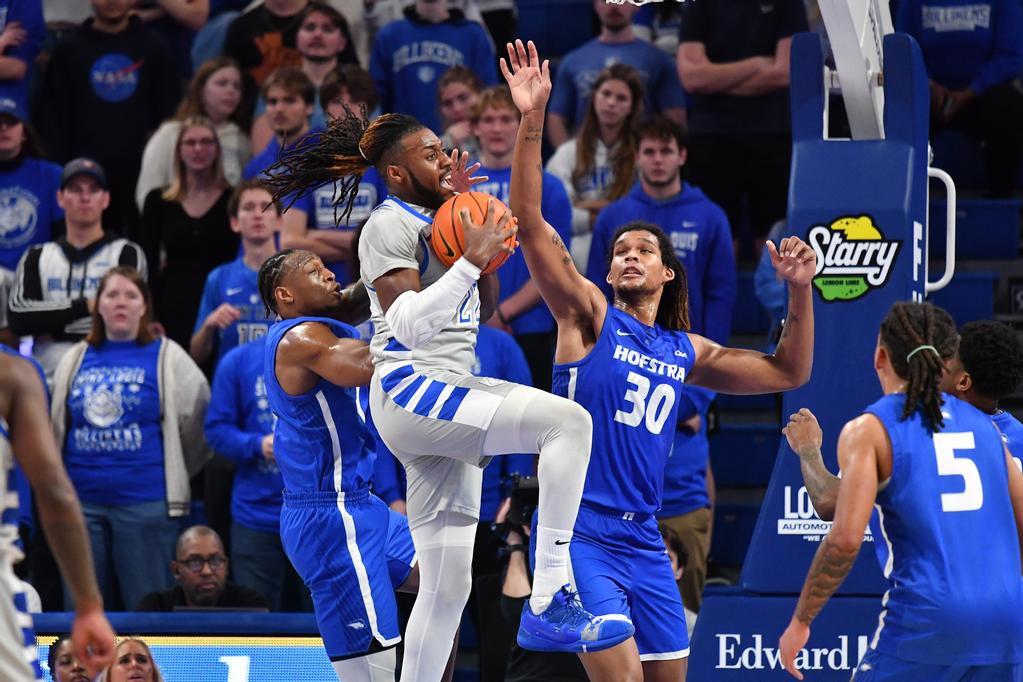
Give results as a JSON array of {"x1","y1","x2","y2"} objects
[{"x1": 431, "y1": 192, "x2": 518, "y2": 274}]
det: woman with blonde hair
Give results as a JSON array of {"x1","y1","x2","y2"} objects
[
  {"x1": 51, "y1": 268, "x2": 211, "y2": 611},
  {"x1": 546, "y1": 63, "x2": 644, "y2": 269},
  {"x1": 101, "y1": 638, "x2": 164, "y2": 682},
  {"x1": 135, "y1": 56, "x2": 251, "y2": 211},
  {"x1": 140, "y1": 117, "x2": 238, "y2": 348}
]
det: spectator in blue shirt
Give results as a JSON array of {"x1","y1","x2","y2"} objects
[
  {"x1": 190, "y1": 180, "x2": 282, "y2": 368},
  {"x1": 50, "y1": 267, "x2": 211, "y2": 610},
  {"x1": 0, "y1": 90, "x2": 62, "y2": 274},
  {"x1": 370, "y1": 0, "x2": 496, "y2": 135},
  {"x1": 897, "y1": 0, "x2": 1023, "y2": 197},
  {"x1": 470, "y1": 86, "x2": 573, "y2": 391},
  {"x1": 587, "y1": 115, "x2": 736, "y2": 346},
  {"x1": 546, "y1": 0, "x2": 686, "y2": 149}
]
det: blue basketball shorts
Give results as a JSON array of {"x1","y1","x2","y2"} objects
[
  {"x1": 532, "y1": 503, "x2": 690, "y2": 660},
  {"x1": 854, "y1": 647, "x2": 1023, "y2": 681},
  {"x1": 280, "y1": 489, "x2": 411, "y2": 659}
]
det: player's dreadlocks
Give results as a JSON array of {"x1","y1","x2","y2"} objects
[
  {"x1": 958, "y1": 320, "x2": 1023, "y2": 401},
  {"x1": 258, "y1": 248, "x2": 301, "y2": 316},
  {"x1": 608, "y1": 222, "x2": 690, "y2": 332},
  {"x1": 261, "y1": 107, "x2": 424, "y2": 226},
  {"x1": 879, "y1": 301, "x2": 958, "y2": 430}
]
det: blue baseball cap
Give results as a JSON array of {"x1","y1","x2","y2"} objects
[{"x1": 0, "y1": 94, "x2": 27, "y2": 123}]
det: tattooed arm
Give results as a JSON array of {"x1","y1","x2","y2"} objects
[
  {"x1": 503, "y1": 39, "x2": 606, "y2": 331},
  {"x1": 779, "y1": 413, "x2": 885, "y2": 680},
  {"x1": 783, "y1": 408, "x2": 839, "y2": 521}
]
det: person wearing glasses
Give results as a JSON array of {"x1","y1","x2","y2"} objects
[{"x1": 136, "y1": 525, "x2": 270, "y2": 611}]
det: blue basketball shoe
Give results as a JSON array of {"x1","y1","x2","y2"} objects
[{"x1": 517, "y1": 585, "x2": 635, "y2": 653}]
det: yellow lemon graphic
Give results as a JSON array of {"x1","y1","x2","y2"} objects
[{"x1": 829, "y1": 216, "x2": 881, "y2": 240}]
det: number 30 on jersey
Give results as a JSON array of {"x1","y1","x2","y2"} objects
[{"x1": 614, "y1": 371, "x2": 677, "y2": 435}]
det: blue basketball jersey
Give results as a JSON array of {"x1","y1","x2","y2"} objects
[
  {"x1": 552, "y1": 307, "x2": 695, "y2": 513},
  {"x1": 864, "y1": 393, "x2": 1023, "y2": 666},
  {"x1": 264, "y1": 317, "x2": 375, "y2": 494}
]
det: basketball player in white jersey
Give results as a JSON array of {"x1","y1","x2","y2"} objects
[{"x1": 0, "y1": 350, "x2": 115, "y2": 680}]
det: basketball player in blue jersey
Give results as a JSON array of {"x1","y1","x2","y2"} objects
[
  {"x1": 258, "y1": 247, "x2": 435, "y2": 682},
  {"x1": 263, "y1": 112, "x2": 636, "y2": 680},
  {"x1": 779, "y1": 302, "x2": 1023, "y2": 681},
  {"x1": 0, "y1": 352, "x2": 115, "y2": 680},
  {"x1": 502, "y1": 40, "x2": 816, "y2": 681}
]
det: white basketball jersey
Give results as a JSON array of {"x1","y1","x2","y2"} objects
[{"x1": 358, "y1": 197, "x2": 479, "y2": 374}]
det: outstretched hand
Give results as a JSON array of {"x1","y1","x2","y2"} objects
[
  {"x1": 449, "y1": 148, "x2": 487, "y2": 194},
  {"x1": 767, "y1": 237, "x2": 817, "y2": 288},
  {"x1": 500, "y1": 39, "x2": 551, "y2": 116}
]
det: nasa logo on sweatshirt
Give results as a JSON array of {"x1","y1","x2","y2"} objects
[{"x1": 90, "y1": 53, "x2": 142, "y2": 103}]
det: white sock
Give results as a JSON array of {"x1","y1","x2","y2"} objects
[
  {"x1": 530, "y1": 525, "x2": 574, "y2": 613},
  {"x1": 480, "y1": 386, "x2": 593, "y2": 612}
]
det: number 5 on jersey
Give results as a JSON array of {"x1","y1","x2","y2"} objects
[
  {"x1": 614, "y1": 371, "x2": 677, "y2": 435},
  {"x1": 933, "y1": 432, "x2": 983, "y2": 512}
]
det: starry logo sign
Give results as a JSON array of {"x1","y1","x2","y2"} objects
[{"x1": 807, "y1": 215, "x2": 901, "y2": 302}]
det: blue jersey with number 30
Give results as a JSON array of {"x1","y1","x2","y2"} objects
[
  {"x1": 864, "y1": 393, "x2": 1023, "y2": 666},
  {"x1": 552, "y1": 307, "x2": 695, "y2": 514}
]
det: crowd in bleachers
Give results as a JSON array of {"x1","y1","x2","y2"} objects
[{"x1": 2, "y1": 0, "x2": 1021, "y2": 678}]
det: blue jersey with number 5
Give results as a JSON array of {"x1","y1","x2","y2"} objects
[
  {"x1": 552, "y1": 306, "x2": 695, "y2": 514},
  {"x1": 864, "y1": 393, "x2": 1023, "y2": 666}
]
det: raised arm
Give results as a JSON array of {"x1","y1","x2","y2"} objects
[
  {"x1": 503, "y1": 39, "x2": 604, "y2": 325},
  {"x1": 779, "y1": 414, "x2": 883, "y2": 679},
  {"x1": 687, "y1": 237, "x2": 815, "y2": 394}
]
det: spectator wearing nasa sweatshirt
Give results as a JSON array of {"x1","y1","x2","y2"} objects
[
  {"x1": 897, "y1": 0, "x2": 1023, "y2": 196},
  {"x1": 586, "y1": 116, "x2": 736, "y2": 347},
  {"x1": 35, "y1": 2, "x2": 181, "y2": 238},
  {"x1": 370, "y1": 0, "x2": 496, "y2": 135}
]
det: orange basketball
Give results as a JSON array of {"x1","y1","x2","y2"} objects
[{"x1": 431, "y1": 192, "x2": 517, "y2": 275}]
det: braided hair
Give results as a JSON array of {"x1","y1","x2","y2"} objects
[
  {"x1": 879, "y1": 302, "x2": 958, "y2": 430},
  {"x1": 608, "y1": 221, "x2": 690, "y2": 331},
  {"x1": 257, "y1": 248, "x2": 302, "y2": 317},
  {"x1": 261, "y1": 108, "x2": 424, "y2": 226}
]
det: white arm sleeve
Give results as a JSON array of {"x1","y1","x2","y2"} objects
[{"x1": 384, "y1": 257, "x2": 481, "y2": 349}]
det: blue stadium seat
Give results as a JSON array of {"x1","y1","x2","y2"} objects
[
  {"x1": 930, "y1": 272, "x2": 997, "y2": 325},
  {"x1": 710, "y1": 502, "x2": 759, "y2": 566},
  {"x1": 730, "y1": 271, "x2": 772, "y2": 335},
  {"x1": 929, "y1": 199, "x2": 1021, "y2": 260},
  {"x1": 709, "y1": 424, "x2": 780, "y2": 487}
]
